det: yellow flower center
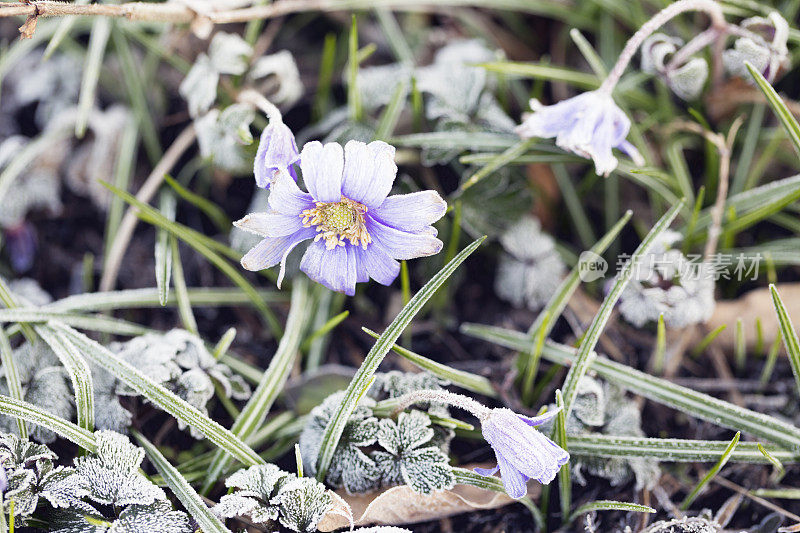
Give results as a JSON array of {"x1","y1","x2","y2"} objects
[{"x1": 300, "y1": 197, "x2": 372, "y2": 250}]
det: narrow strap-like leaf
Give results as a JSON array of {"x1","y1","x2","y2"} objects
[
  {"x1": 569, "y1": 500, "x2": 655, "y2": 523},
  {"x1": 561, "y1": 200, "x2": 684, "y2": 418},
  {"x1": 746, "y1": 62, "x2": 800, "y2": 156},
  {"x1": 36, "y1": 324, "x2": 95, "y2": 432},
  {"x1": 0, "y1": 395, "x2": 96, "y2": 452},
  {"x1": 202, "y1": 280, "x2": 311, "y2": 493},
  {"x1": 769, "y1": 285, "x2": 800, "y2": 398},
  {"x1": 315, "y1": 237, "x2": 485, "y2": 481},
  {"x1": 680, "y1": 431, "x2": 740, "y2": 509},
  {"x1": 0, "y1": 330, "x2": 26, "y2": 438},
  {"x1": 134, "y1": 431, "x2": 231, "y2": 533}
]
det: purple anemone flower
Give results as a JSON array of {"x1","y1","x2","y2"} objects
[
  {"x1": 235, "y1": 140, "x2": 447, "y2": 295},
  {"x1": 254, "y1": 120, "x2": 300, "y2": 188},
  {"x1": 476, "y1": 407, "x2": 569, "y2": 499},
  {"x1": 515, "y1": 90, "x2": 644, "y2": 177}
]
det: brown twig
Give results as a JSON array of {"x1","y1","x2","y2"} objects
[{"x1": 99, "y1": 124, "x2": 197, "y2": 292}]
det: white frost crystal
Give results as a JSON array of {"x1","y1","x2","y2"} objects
[{"x1": 494, "y1": 216, "x2": 566, "y2": 310}]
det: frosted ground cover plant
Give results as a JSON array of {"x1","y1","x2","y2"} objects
[{"x1": 1, "y1": 0, "x2": 800, "y2": 531}]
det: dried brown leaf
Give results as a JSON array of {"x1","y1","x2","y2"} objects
[{"x1": 317, "y1": 465, "x2": 538, "y2": 531}]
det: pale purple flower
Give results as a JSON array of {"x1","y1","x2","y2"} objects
[
  {"x1": 515, "y1": 90, "x2": 644, "y2": 177},
  {"x1": 476, "y1": 407, "x2": 569, "y2": 499},
  {"x1": 235, "y1": 140, "x2": 447, "y2": 295},
  {"x1": 254, "y1": 120, "x2": 300, "y2": 188}
]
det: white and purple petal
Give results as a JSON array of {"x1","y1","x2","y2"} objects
[
  {"x1": 355, "y1": 243, "x2": 401, "y2": 286},
  {"x1": 268, "y1": 172, "x2": 314, "y2": 216},
  {"x1": 370, "y1": 190, "x2": 447, "y2": 232},
  {"x1": 300, "y1": 241, "x2": 358, "y2": 296},
  {"x1": 240, "y1": 227, "x2": 316, "y2": 272},
  {"x1": 341, "y1": 140, "x2": 397, "y2": 208},
  {"x1": 233, "y1": 211, "x2": 304, "y2": 238},
  {"x1": 366, "y1": 217, "x2": 443, "y2": 261},
  {"x1": 300, "y1": 141, "x2": 344, "y2": 203},
  {"x1": 254, "y1": 121, "x2": 300, "y2": 189}
]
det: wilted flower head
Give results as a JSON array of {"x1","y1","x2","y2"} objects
[
  {"x1": 254, "y1": 120, "x2": 300, "y2": 188},
  {"x1": 516, "y1": 90, "x2": 643, "y2": 176},
  {"x1": 235, "y1": 140, "x2": 446, "y2": 295},
  {"x1": 476, "y1": 408, "x2": 569, "y2": 498},
  {"x1": 724, "y1": 12, "x2": 789, "y2": 82},
  {"x1": 390, "y1": 390, "x2": 569, "y2": 500}
]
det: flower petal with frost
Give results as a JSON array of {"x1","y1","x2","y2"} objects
[
  {"x1": 476, "y1": 408, "x2": 569, "y2": 499},
  {"x1": 236, "y1": 140, "x2": 447, "y2": 295},
  {"x1": 515, "y1": 90, "x2": 644, "y2": 177},
  {"x1": 254, "y1": 120, "x2": 300, "y2": 188}
]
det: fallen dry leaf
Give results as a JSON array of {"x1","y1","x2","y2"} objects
[
  {"x1": 703, "y1": 283, "x2": 800, "y2": 352},
  {"x1": 317, "y1": 465, "x2": 537, "y2": 531}
]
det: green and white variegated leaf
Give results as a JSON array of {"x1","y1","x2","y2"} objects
[
  {"x1": 314, "y1": 237, "x2": 485, "y2": 483},
  {"x1": 372, "y1": 410, "x2": 455, "y2": 494},
  {"x1": 0, "y1": 396, "x2": 96, "y2": 452},
  {"x1": 134, "y1": 431, "x2": 230, "y2": 533},
  {"x1": 35, "y1": 325, "x2": 94, "y2": 433},
  {"x1": 301, "y1": 391, "x2": 381, "y2": 494},
  {"x1": 203, "y1": 281, "x2": 309, "y2": 492},
  {"x1": 0, "y1": 308, "x2": 148, "y2": 336},
  {"x1": 0, "y1": 328, "x2": 27, "y2": 437},
  {"x1": 155, "y1": 191, "x2": 176, "y2": 307},
  {"x1": 53, "y1": 324, "x2": 264, "y2": 466},
  {"x1": 273, "y1": 476, "x2": 331, "y2": 533},
  {"x1": 561, "y1": 201, "x2": 683, "y2": 419}
]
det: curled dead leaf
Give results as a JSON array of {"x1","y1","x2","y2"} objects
[
  {"x1": 317, "y1": 464, "x2": 538, "y2": 531},
  {"x1": 19, "y1": 14, "x2": 38, "y2": 40}
]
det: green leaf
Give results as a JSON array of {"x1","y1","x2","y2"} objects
[
  {"x1": 35, "y1": 324, "x2": 95, "y2": 433},
  {"x1": 681, "y1": 431, "x2": 740, "y2": 509},
  {"x1": 0, "y1": 329, "x2": 27, "y2": 438},
  {"x1": 554, "y1": 390, "x2": 570, "y2": 524},
  {"x1": 566, "y1": 434, "x2": 798, "y2": 463},
  {"x1": 75, "y1": 18, "x2": 111, "y2": 138},
  {"x1": 202, "y1": 281, "x2": 311, "y2": 493},
  {"x1": 374, "y1": 78, "x2": 409, "y2": 141},
  {"x1": 462, "y1": 325, "x2": 800, "y2": 450},
  {"x1": 0, "y1": 395, "x2": 96, "y2": 452},
  {"x1": 0, "y1": 309, "x2": 148, "y2": 337},
  {"x1": 163, "y1": 175, "x2": 231, "y2": 232},
  {"x1": 315, "y1": 237, "x2": 486, "y2": 482},
  {"x1": 569, "y1": 500, "x2": 655, "y2": 523},
  {"x1": 479, "y1": 61, "x2": 599, "y2": 88},
  {"x1": 769, "y1": 285, "x2": 800, "y2": 398},
  {"x1": 746, "y1": 62, "x2": 800, "y2": 156},
  {"x1": 561, "y1": 200, "x2": 684, "y2": 418},
  {"x1": 171, "y1": 237, "x2": 198, "y2": 335},
  {"x1": 362, "y1": 328, "x2": 496, "y2": 398},
  {"x1": 55, "y1": 323, "x2": 264, "y2": 466},
  {"x1": 134, "y1": 431, "x2": 231, "y2": 533},
  {"x1": 155, "y1": 192, "x2": 176, "y2": 307},
  {"x1": 460, "y1": 139, "x2": 537, "y2": 192}
]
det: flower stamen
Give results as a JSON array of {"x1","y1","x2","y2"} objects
[{"x1": 300, "y1": 196, "x2": 372, "y2": 250}]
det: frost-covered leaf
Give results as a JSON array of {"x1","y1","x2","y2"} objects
[
  {"x1": 0, "y1": 342, "x2": 74, "y2": 443},
  {"x1": 494, "y1": 215, "x2": 566, "y2": 311},
  {"x1": 273, "y1": 476, "x2": 332, "y2": 532},
  {"x1": 0, "y1": 135, "x2": 65, "y2": 229},
  {"x1": 0, "y1": 431, "x2": 57, "y2": 468},
  {"x1": 8, "y1": 278, "x2": 53, "y2": 306},
  {"x1": 9, "y1": 51, "x2": 81, "y2": 128},
  {"x1": 195, "y1": 104, "x2": 256, "y2": 173},
  {"x1": 618, "y1": 231, "x2": 715, "y2": 328},
  {"x1": 372, "y1": 411, "x2": 455, "y2": 494},
  {"x1": 642, "y1": 516, "x2": 720, "y2": 533},
  {"x1": 249, "y1": 50, "x2": 304, "y2": 106},
  {"x1": 72, "y1": 431, "x2": 165, "y2": 507},
  {"x1": 208, "y1": 32, "x2": 253, "y2": 75},
  {"x1": 213, "y1": 463, "x2": 289, "y2": 524},
  {"x1": 111, "y1": 501, "x2": 192, "y2": 533},
  {"x1": 179, "y1": 54, "x2": 219, "y2": 118},
  {"x1": 66, "y1": 106, "x2": 132, "y2": 209},
  {"x1": 91, "y1": 365, "x2": 132, "y2": 434},
  {"x1": 299, "y1": 391, "x2": 381, "y2": 494}
]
